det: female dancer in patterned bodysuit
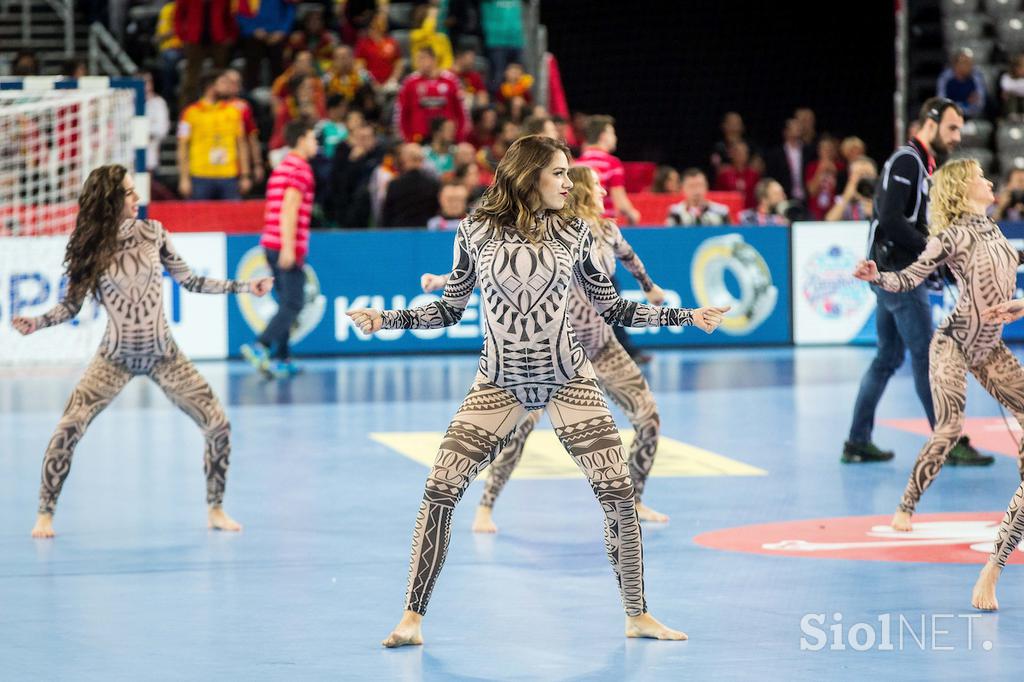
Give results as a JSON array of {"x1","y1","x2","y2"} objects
[
  {"x1": 348, "y1": 136, "x2": 728, "y2": 647},
  {"x1": 12, "y1": 165, "x2": 272, "y2": 538},
  {"x1": 853, "y1": 159, "x2": 1024, "y2": 538},
  {"x1": 422, "y1": 165, "x2": 672, "y2": 530}
]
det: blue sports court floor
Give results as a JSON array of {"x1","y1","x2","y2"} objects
[{"x1": 2, "y1": 347, "x2": 1023, "y2": 680}]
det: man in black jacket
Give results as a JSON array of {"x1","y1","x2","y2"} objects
[
  {"x1": 843, "y1": 97, "x2": 991, "y2": 466},
  {"x1": 379, "y1": 143, "x2": 441, "y2": 228}
]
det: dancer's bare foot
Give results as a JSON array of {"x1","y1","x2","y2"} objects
[
  {"x1": 891, "y1": 510, "x2": 913, "y2": 532},
  {"x1": 472, "y1": 505, "x2": 498, "y2": 533},
  {"x1": 972, "y1": 561, "x2": 1002, "y2": 611},
  {"x1": 636, "y1": 503, "x2": 669, "y2": 523},
  {"x1": 208, "y1": 506, "x2": 242, "y2": 532},
  {"x1": 625, "y1": 613, "x2": 687, "y2": 640},
  {"x1": 31, "y1": 513, "x2": 54, "y2": 538},
  {"x1": 382, "y1": 611, "x2": 424, "y2": 648}
]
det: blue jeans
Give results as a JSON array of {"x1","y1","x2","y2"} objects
[
  {"x1": 190, "y1": 177, "x2": 240, "y2": 200},
  {"x1": 848, "y1": 283, "x2": 936, "y2": 443},
  {"x1": 257, "y1": 249, "x2": 307, "y2": 360}
]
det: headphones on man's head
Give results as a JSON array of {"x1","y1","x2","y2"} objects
[{"x1": 926, "y1": 97, "x2": 956, "y2": 123}]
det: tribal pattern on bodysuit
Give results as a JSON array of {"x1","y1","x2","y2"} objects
[
  {"x1": 381, "y1": 213, "x2": 691, "y2": 409},
  {"x1": 32, "y1": 219, "x2": 247, "y2": 514},
  {"x1": 875, "y1": 214, "x2": 1024, "y2": 513}
]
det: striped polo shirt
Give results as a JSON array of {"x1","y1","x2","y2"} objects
[{"x1": 260, "y1": 152, "x2": 315, "y2": 263}]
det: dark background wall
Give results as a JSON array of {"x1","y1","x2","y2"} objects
[{"x1": 540, "y1": 1, "x2": 897, "y2": 170}]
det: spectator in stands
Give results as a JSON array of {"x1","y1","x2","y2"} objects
[
  {"x1": 411, "y1": 4, "x2": 454, "y2": 71},
  {"x1": 840, "y1": 136, "x2": 867, "y2": 165},
  {"x1": 339, "y1": 0, "x2": 378, "y2": 45},
  {"x1": 323, "y1": 45, "x2": 375, "y2": 106},
  {"x1": 453, "y1": 160, "x2": 485, "y2": 206},
  {"x1": 318, "y1": 95, "x2": 350, "y2": 160},
  {"x1": 764, "y1": 117, "x2": 811, "y2": 205},
  {"x1": 1000, "y1": 53, "x2": 1024, "y2": 120},
  {"x1": 805, "y1": 135, "x2": 845, "y2": 220},
  {"x1": 480, "y1": 0, "x2": 525, "y2": 90},
  {"x1": 667, "y1": 168, "x2": 730, "y2": 226},
  {"x1": 219, "y1": 68, "x2": 264, "y2": 187},
  {"x1": 154, "y1": 1, "x2": 185, "y2": 102},
  {"x1": 552, "y1": 114, "x2": 577, "y2": 151},
  {"x1": 478, "y1": 119, "x2": 520, "y2": 177},
  {"x1": 380, "y1": 143, "x2": 441, "y2": 227},
  {"x1": 795, "y1": 107, "x2": 818, "y2": 147},
  {"x1": 269, "y1": 76, "x2": 327, "y2": 152},
  {"x1": 520, "y1": 115, "x2": 558, "y2": 139},
  {"x1": 287, "y1": 6, "x2": 338, "y2": 73},
  {"x1": 395, "y1": 47, "x2": 467, "y2": 143},
  {"x1": 139, "y1": 71, "x2": 173, "y2": 200},
  {"x1": 271, "y1": 50, "x2": 326, "y2": 119},
  {"x1": 710, "y1": 112, "x2": 755, "y2": 173},
  {"x1": 995, "y1": 167, "x2": 1024, "y2": 221},
  {"x1": 651, "y1": 165, "x2": 681, "y2": 194},
  {"x1": 426, "y1": 181, "x2": 470, "y2": 230},
  {"x1": 328, "y1": 123, "x2": 384, "y2": 227},
  {"x1": 467, "y1": 105, "x2": 499, "y2": 148},
  {"x1": 496, "y1": 63, "x2": 533, "y2": 123},
  {"x1": 452, "y1": 47, "x2": 489, "y2": 108},
  {"x1": 577, "y1": 115, "x2": 641, "y2": 223},
  {"x1": 355, "y1": 11, "x2": 406, "y2": 93},
  {"x1": 60, "y1": 59, "x2": 87, "y2": 79},
  {"x1": 238, "y1": 0, "x2": 294, "y2": 90},
  {"x1": 240, "y1": 120, "x2": 318, "y2": 378},
  {"x1": 738, "y1": 179, "x2": 790, "y2": 226},
  {"x1": 715, "y1": 140, "x2": 760, "y2": 209},
  {"x1": 11, "y1": 50, "x2": 40, "y2": 77},
  {"x1": 826, "y1": 158, "x2": 877, "y2": 221},
  {"x1": 175, "y1": 0, "x2": 237, "y2": 109},
  {"x1": 937, "y1": 48, "x2": 987, "y2": 119},
  {"x1": 424, "y1": 117, "x2": 457, "y2": 176},
  {"x1": 177, "y1": 71, "x2": 251, "y2": 200}
]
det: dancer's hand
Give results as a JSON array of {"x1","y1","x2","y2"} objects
[
  {"x1": 852, "y1": 259, "x2": 879, "y2": 282},
  {"x1": 645, "y1": 284, "x2": 666, "y2": 306},
  {"x1": 248, "y1": 277, "x2": 273, "y2": 297},
  {"x1": 347, "y1": 308, "x2": 383, "y2": 334},
  {"x1": 982, "y1": 299, "x2": 1024, "y2": 324},
  {"x1": 11, "y1": 316, "x2": 37, "y2": 335},
  {"x1": 420, "y1": 272, "x2": 448, "y2": 293},
  {"x1": 692, "y1": 306, "x2": 730, "y2": 333}
]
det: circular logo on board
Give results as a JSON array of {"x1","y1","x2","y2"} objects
[
  {"x1": 234, "y1": 246, "x2": 326, "y2": 342},
  {"x1": 694, "y1": 513, "x2": 1024, "y2": 564},
  {"x1": 801, "y1": 245, "x2": 870, "y2": 319}
]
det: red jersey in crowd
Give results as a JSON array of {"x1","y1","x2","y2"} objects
[
  {"x1": 394, "y1": 71, "x2": 466, "y2": 143},
  {"x1": 454, "y1": 68, "x2": 486, "y2": 100},
  {"x1": 715, "y1": 165, "x2": 761, "y2": 209},
  {"x1": 576, "y1": 147, "x2": 625, "y2": 217},
  {"x1": 227, "y1": 97, "x2": 258, "y2": 136},
  {"x1": 260, "y1": 152, "x2": 315, "y2": 265},
  {"x1": 355, "y1": 35, "x2": 402, "y2": 85}
]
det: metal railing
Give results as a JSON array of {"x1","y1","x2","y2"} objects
[
  {"x1": 0, "y1": 0, "x2": 74, "y2": 56},
  {"x1": 88, "y1": 21, "x2": 137, "y2": 76}
]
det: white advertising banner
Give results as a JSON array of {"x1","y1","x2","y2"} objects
[
  {"x1": 0, "y1": 232, "x2": 228, "y2": 365},
  {"x1": 791, "y1": 221, "x2": 877, "y2": 345}
]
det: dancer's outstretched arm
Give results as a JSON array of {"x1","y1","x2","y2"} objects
[
  {"x1": 853, "y1": 230, "x2": 954, "y2": 292},
  {"x1": 157, "y1": 221, "x2": 271, "y2": 295}
]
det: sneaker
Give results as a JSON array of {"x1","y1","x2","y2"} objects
[
  {"x1": 272, "y1": 360, "x2": 303, "y2": 378},
  {"x1": 240, "y1": 343, "x2": 272, "y2": 378},
  {"x1": 947, "y1": 436, "x2": 995, "y2": 466},
  {"x1": 841, "y1": 440, "x2": 895, "y2": 463}
]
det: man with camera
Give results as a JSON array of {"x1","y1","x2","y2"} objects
[
  {"x1": 843, "y1": 97, "x2": 991, "y2": 466},
  {"x1": 826, "y1": 158, "x2": 878, "y2": 221}
]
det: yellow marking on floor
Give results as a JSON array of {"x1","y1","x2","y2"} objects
[{"x1": 369, "y1": 430, "x2": 767, "y2": 479}]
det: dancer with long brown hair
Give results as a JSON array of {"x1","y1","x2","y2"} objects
[
  {"x1": 348, "y1": 135, "x2": 729, "y2": 647},
  {"x1": 12, "y1": 164, "x2": 272, "y2": 538},
  {"x1": 421, "y1": 165, "x2": 671, "y2": 529}
]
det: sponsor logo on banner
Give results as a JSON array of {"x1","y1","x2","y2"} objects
[
  {"x1": 801, "y1": 245, "x2": 871, "y2": 319},
  {"x1": 690, "y1": 233, "x2": 778, "y2": 335},
  {"x1": 694, "y1": 513, "x2": 1024, "y2": 564},
  {"x1": 233, "y1": 246, "x2": 327, "y2": 342}
]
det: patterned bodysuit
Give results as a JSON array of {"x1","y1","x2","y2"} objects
[
  {"x1": 380, "y1": 213, "x2": 694, "y2": 616},
  {"x1": 30, "y1": 219, "x2": 249, "y2": 515},
  {"x1": 480, "y1": 219, "x2": 663, "y2": 508},
  {"x1": 875, "y1": 214, "x2": 1024, "y2": 528}
]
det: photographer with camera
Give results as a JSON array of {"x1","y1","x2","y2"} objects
[
  {"x1": 843, "y1": 97, "x2": 989, "y2": 466},
  {"x1": 994, "y1": 167, "x2": 1024, "y2": 222},
  {"x1": 826, "y1": 158, "x2": 878, "y2": 221}
]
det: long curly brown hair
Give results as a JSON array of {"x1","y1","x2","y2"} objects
[
  {"x1": 474, "y1": 135, "x2": 572, "y2": 242},
  {"x1": 64, "y1": 164, "x2": 128, "y2": 304}
]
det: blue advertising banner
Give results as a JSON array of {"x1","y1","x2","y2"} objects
[{"x1": 226, "y1": 226, "x2": 792, "y2": 356}]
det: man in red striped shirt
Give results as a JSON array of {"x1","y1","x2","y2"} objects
[
  {"x1": 241, "y1": 120, "x2": 318, "y2": 378},
  {"x1": 575, "y1": 115, "x2": 641, "y2": 224}
]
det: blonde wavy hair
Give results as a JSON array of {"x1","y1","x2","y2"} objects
[
  {"x1": 929, "y1": 158, "x2": 982, "y2": 234},
  {"x1": 474, "y1": 135, "x2": 572, "y2": 242},
  {"x1": 566, "y1": 166, "x2": 614, "y2": 239}
]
